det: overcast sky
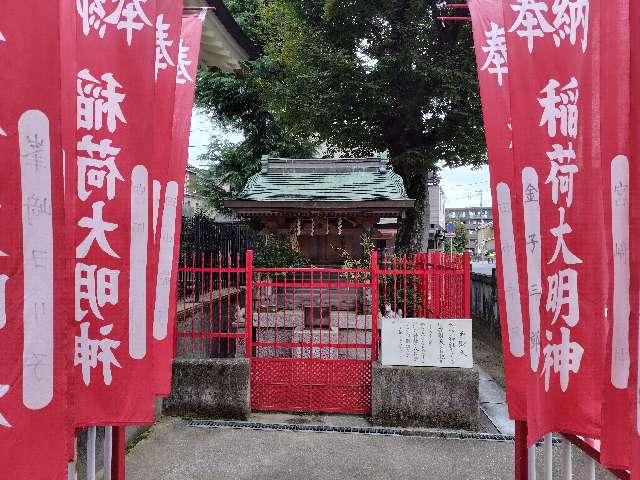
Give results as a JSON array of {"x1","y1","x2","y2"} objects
[{"x1": 188, "y1": 109, "x2": 492, "y2": 209}]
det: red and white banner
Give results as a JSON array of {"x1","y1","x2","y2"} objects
[
  {"x1": 0, "y1": 2, "x2": 71, "y2": 477},
  {"x1": 630, "y1": 0, "x2": 640, "y2": 476},
  {"x1": 599, "y1": 0, "x2": 633, "y2": 469},
  {"x1": 502, "y1": 1, "x2": 606, "y2": 445},
  {"x1": 151, "y1": 12, "x2": 206, "y2": 396},
  {"x1": 468, "y1": 0, "x2": 528, "y2": 421},
  {"x1": 148, "y1": 0, "x2": 183, "y2": 396},
  {"x1": 71, "y1": 0, "x2": 159, "y2": 425}
]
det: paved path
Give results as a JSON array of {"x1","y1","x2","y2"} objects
[
  {"x1": 126, "y1": 418, "x2": 616, "y2": 480},
  {"x1": 478, "y1": 366, "x2": 514, "y2": 435}
]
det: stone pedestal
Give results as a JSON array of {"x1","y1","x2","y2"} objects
[
  {"x1": 163, "y1": 358, "x2": 250, "y2": 419},
  {"x1": 253, "y1": 310, "x2": 304, "y2": 328},
  {"x1": 371, "y1": 362, "x2": 479, "y2": 430},
  {"x1": 292, "y1": 328, "x2": 339, "y2": 359},
  {"x1": 256, "y1": 328, "x2": 292, "y2": 358},
  {"x1": 337, "y1": 330, "x2": 372, "y2": 360}
]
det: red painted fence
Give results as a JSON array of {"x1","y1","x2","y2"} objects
[{"x1": 175, "y1": 250, "x2": 471, "y2": 414}]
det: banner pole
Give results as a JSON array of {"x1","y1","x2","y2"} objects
[
  {"x1": 111, "y1": 426, "x2": 126, "y2": 480},
  {"x1": 515, "y1": 421, "x2": 529, "y2": 480}
]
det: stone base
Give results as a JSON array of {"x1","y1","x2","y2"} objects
[
  {"x1": 256, "y1": 328, "x2": 292, "y2": 358},
  {"x1": 292, "y1": 328, "x2": 339, "y2": 359},
  {"x1": 163, "y1": 358, "x2": 250, "y2": 419},
  {"x1": 371, "y1": 362, "x2": 479, "y2": 430},
  {"x1": 337, "y1": 330, "x2": 372, "y2": 360}
]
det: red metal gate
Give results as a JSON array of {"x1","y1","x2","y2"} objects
[{"x1": 175, "y1": 250, "x2": 470, "y2": 414}]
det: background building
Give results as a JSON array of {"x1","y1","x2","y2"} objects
[
  {"x1": 475, "y1": 222, "x2": 494, "y2": 256},
  {"x1": 445, "y1": 206, "x2": 493, "y2": 252}
]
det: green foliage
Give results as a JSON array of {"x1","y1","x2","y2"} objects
[
  {"x1": 194, "y1": 0, "x2": 317, "y2": 212},
  {"x1": 253, "y1": 234, "x2": 310, "y2": 268},
  {"x1": 259, "y1": 0, "x2": 486, "y2": 169},
  {"x1": 448, "y1": 219, "x2": 469, "y2": 253},
  {"x1": 334, "y1": 233, "x2": 375, "y2": 282},
  {"x1": 195, "y1": 0, "x2": 486, "y2": 250},
  {"x1": 335, "y1": 234, "x2": 423, "y2": 317}
]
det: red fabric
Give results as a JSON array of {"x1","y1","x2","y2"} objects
[
  {"x1": 0, "y1": 2, "x2": 71, "y2": 477},
  {"x1": 148, "y1": 0, "x2": 183, "y2": 396},
  {"x1": 468, "y1": 0, "x2": 528, "y2": 421},
  {"x1": 151, "y1": 13, "x2": 206, "y2": 396},
  {"x1": 599, "y1": 0, "x2": 633, "y2": 469},
  {"x1": 70, "y1": 0, "x2": 159, "y2": 425},
  {"x1": 630, "y1": 0, "x2": 640, "y2": 476},
  {"x1": 502, "y1": 1, "x2": 606, "y2": 445}
]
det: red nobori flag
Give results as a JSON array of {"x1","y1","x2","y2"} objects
[
  {"x1": 503, "y1": 0, "x2": 605, "y2": 444},
  {"x1": 599, "y1": 0, "x2": 633, "y2": 469},
  {"x1": 468, "y1": 0, "x2": 528, "y2": 421},
  {"x1": 72, "y1": 0, "x2": 159, "y2": 425},
  {"x1": 151, "y1": 11, "x2": 206, "y2": 396},
  {"x1": 630, "y1": 0, "x2": 640, "y2": 476},
  {"x1": 148, "y1": 0, "x2": 183, "y2": 396},
  {"x1": 0, "y1": 2, "x2": 71, "y2": 477}
]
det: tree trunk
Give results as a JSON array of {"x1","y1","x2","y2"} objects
[{"x1": 395, "y1": 170, "x2": 431, "y2": 253}]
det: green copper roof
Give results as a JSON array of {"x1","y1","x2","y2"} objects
[{"x1": 237, "y1": 157, "x2": 410, "y2": 202}]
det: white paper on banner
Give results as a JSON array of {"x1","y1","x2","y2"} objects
[{"x1": 381, "y1": 318, "x2": 473, "y2": 368}]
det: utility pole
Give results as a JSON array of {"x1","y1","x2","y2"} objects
[{"x1": 476, "y1": 189, "x2": 484, "y2": 208}]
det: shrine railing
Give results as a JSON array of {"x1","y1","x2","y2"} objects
[{"x1": 174, "y1": 250, "x2": 471, "y2": 359}]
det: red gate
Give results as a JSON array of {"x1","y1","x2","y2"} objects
[{"x1": 175, "y1": 250, "x2": 470, "y2": 414}]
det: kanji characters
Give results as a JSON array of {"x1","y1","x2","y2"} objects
[
  {"x1": 77, "y1": 0, "x2": 152, "y2": 45},
  {"x1": 76, "y1": 201, "x2": 120, "y2": 259},
  {"x1": 550, "y1": 0, "x2": 590, "y2": 52},
  {"x1": 545, "y1": 142, "x2": 578, "y2": 207},
  {"x1": 76, "y1": 0, "x2": 109, "y2": 38},
  {"x1": 176, "y1": 38, "x2": 193, "y2": 85},
  {"x1": 546, "y1": 268, "x2": 579, "y2": 326},
  {"x1": 481, "y1": 22, "x2": 508, "y2": 86},
  {"x1": 155, "y1": 14, "x2": 175, "y2": 80},
  {"x1": 74, "y1": 322, "x2": 121, "y2": 386},
  {"x1": 538, "y1": 77, "x2": 579, "y2": 138},
  {"x1": 77, "y1": 135, "x2": 124, "y2": 201},
  {"x1": 75, "y1": 263, "x2": 119, "y2": 321},
  {"x1": 106, "y1": 0, "x2": 152, "y2": 47},
  {"x1": 77, "y1": 69, "x2": 127, "y2": 134},
  {"x1": 548, "y1": 207, "x2": 582, "y2": 265},
  {"x1": 509, "y1": 0, "x2": 554, "y2": 52},
  {"x1": 541, "y1": 327, "x2": 584, "y2": 392}
]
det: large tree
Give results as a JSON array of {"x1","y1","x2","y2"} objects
[
  {"x1": 196, "y1": 0, "x2": 486, "y2": 250},
  {"x1": 194, "y1": 0, "x2": 317, "y2": 212}
]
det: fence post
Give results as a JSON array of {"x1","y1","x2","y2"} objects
[
  {"x1": 111, "y1": 426, "x2": 126, "y2": 480},
  {"x1": 515, "y1": 420, "x2": 529, "y2": 480},
  {"x1": 245, "y1": 250, "x2": 254, "y2": 358},
  {"x1": 433, "y1": 251, "x2": 441, "y2": 318},
  {"x1": 370, "y1": 250, "x2": 379, "y2": 361},
  {"x1": 464, "y1": 251, "x2": 471, "y2": 318}
]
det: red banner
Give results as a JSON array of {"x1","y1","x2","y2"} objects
[
  {"x1": 71, "y1": 0, "x2": 159, "y2": 425},
  {"x1": 630, "y1": 0, "x2": 640, "y2": 476},
  {"x1": 151, "y1": 12, "x2": 206, "y2": 396},
  {"x1": 502, "y1": 0, "x2": 606, "y2": 445},
  {"x1": 599, "y1": 0, "x2": 633, "y2": 469},
  {"x1": 148, "y1": 0, "x2": 183, "y2": 396},
  {"x1": 0, "y1": 2, "x2": 71, "y2": 477},
  {"x1": 468, "y1": 0, "x2": 528, "y2": 421}
]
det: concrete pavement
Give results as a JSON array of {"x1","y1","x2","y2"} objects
[{"x1": 126, "y1": 417, "x2": 616, "y2": 480}]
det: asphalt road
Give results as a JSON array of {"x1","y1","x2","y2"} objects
[{"x1": 126, "y1": 418, "x2": 617, "y2": 480}]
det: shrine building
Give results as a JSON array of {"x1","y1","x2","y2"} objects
[{"x1": 225, "y1": 155, "x2": 415, "y2": 265}]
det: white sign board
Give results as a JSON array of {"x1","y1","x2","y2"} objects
[{"x1": 381, "y1": 318, "x2": 473, "y2": 368}]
